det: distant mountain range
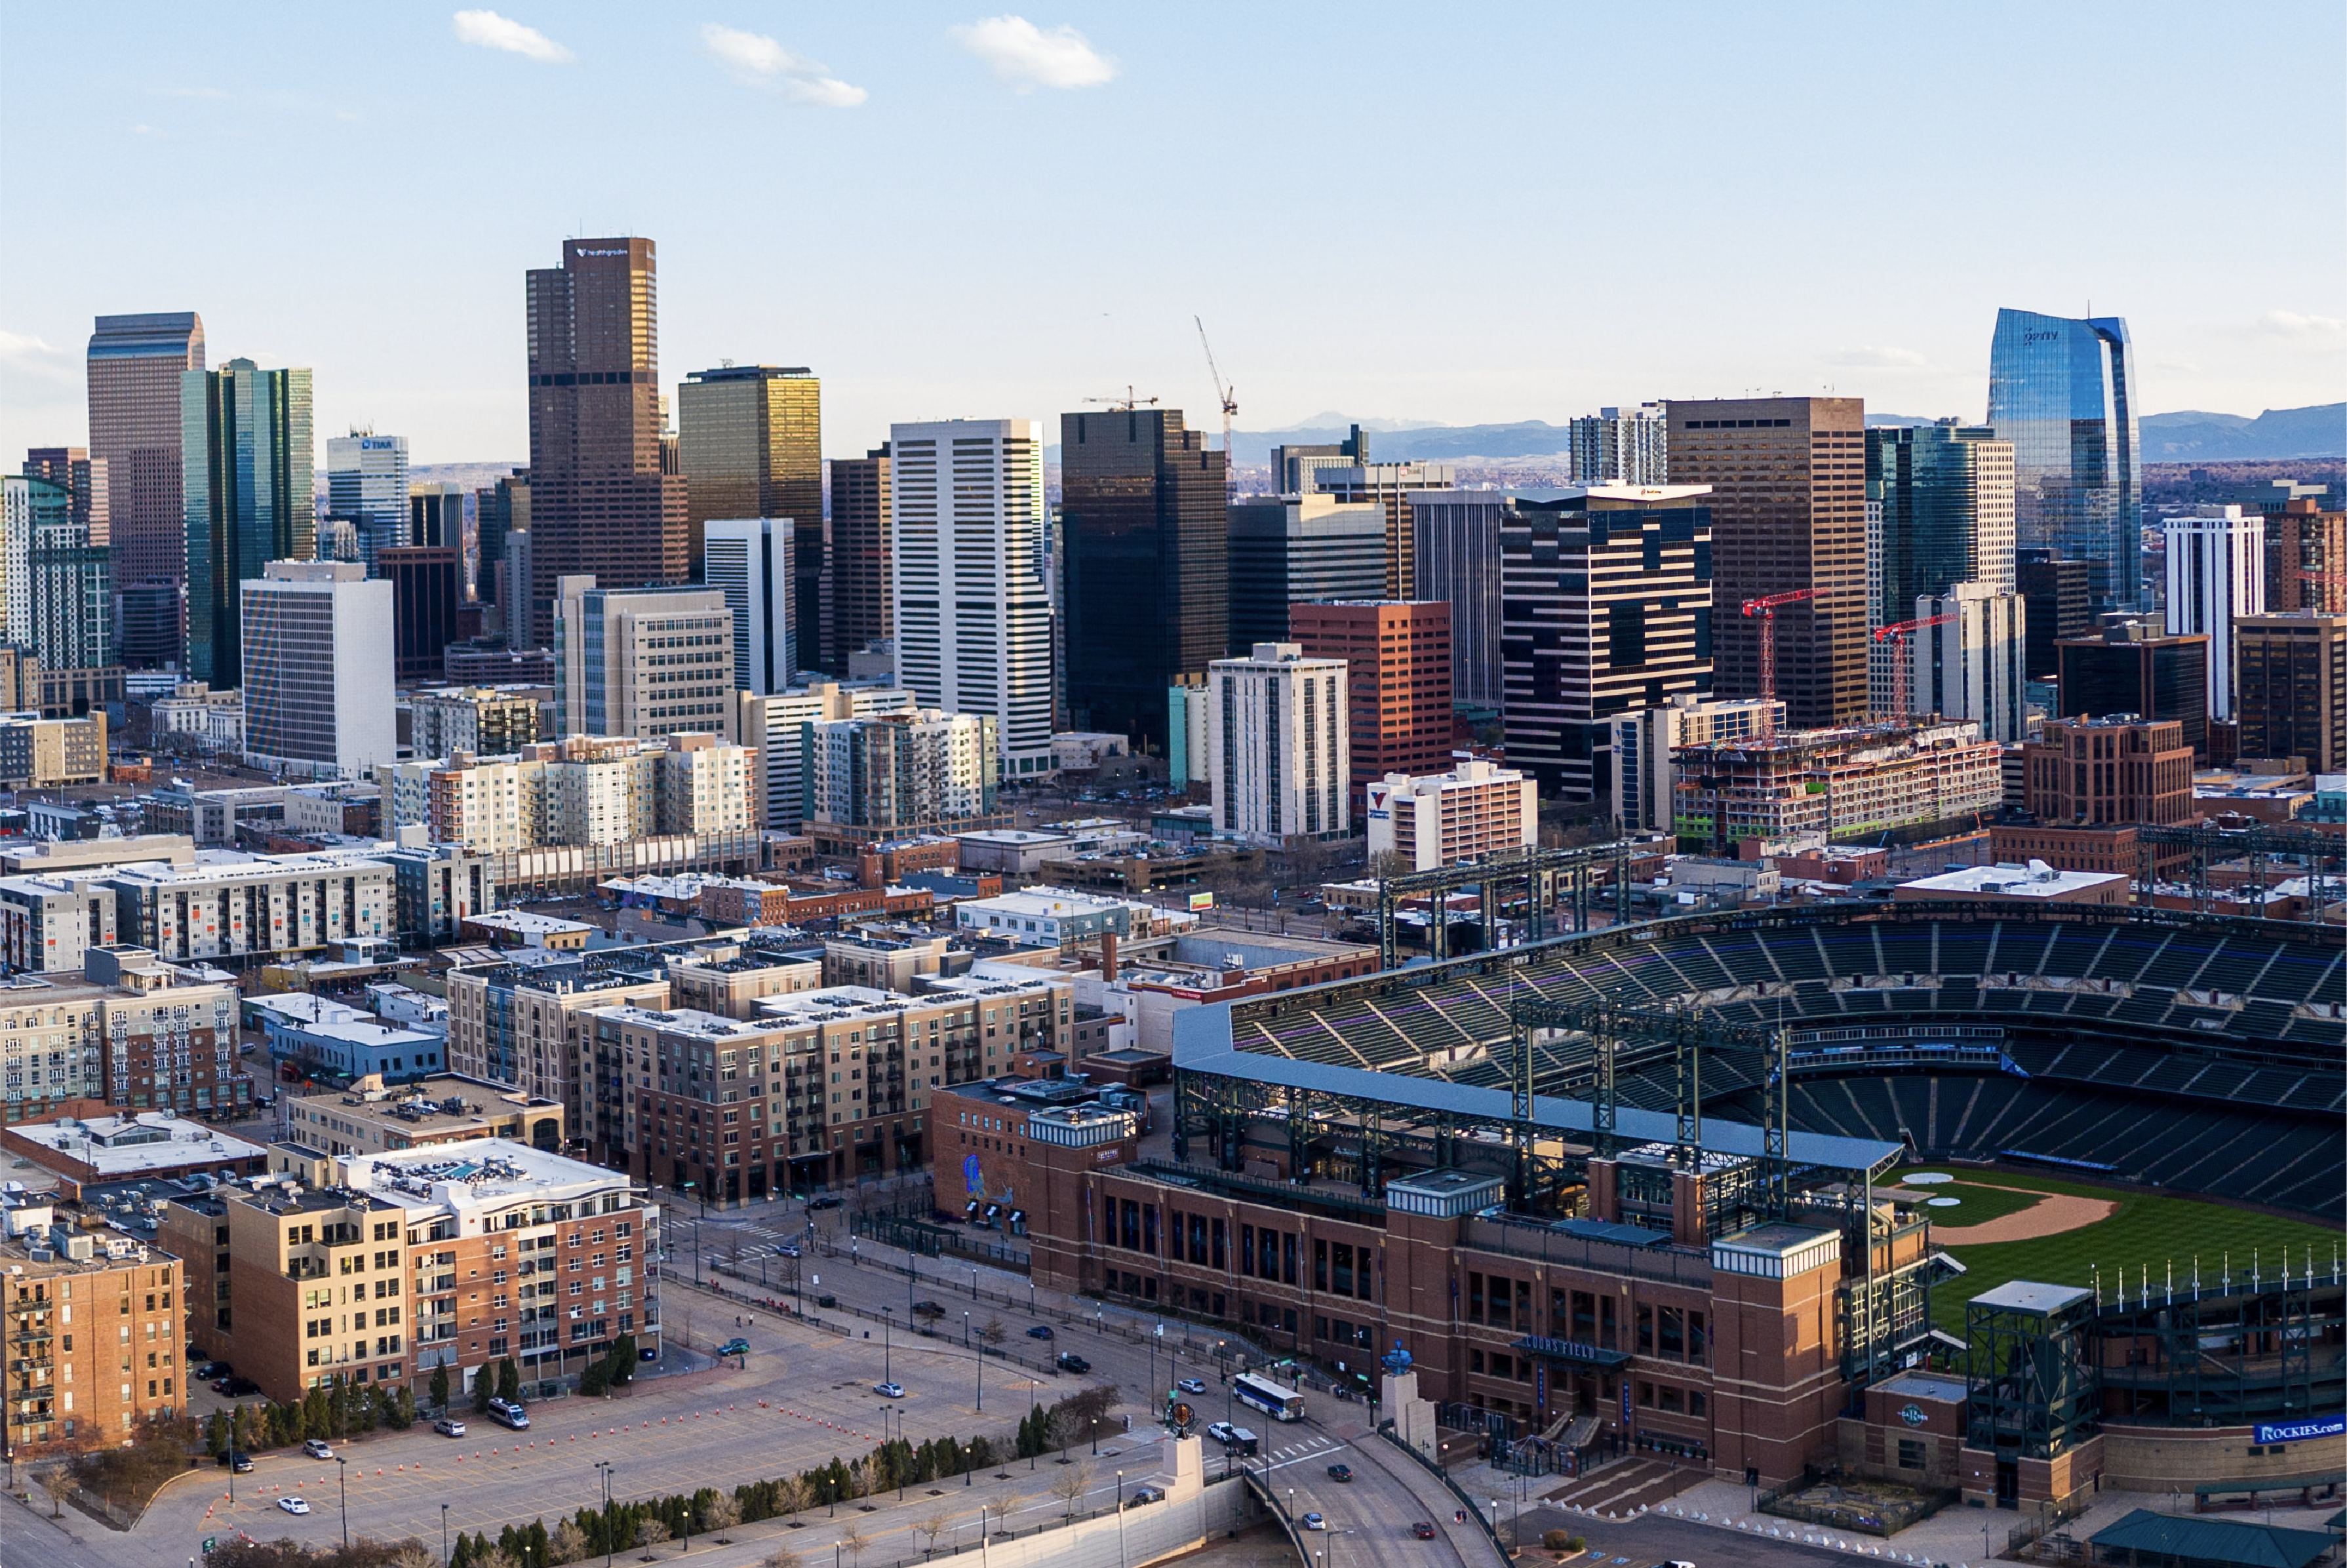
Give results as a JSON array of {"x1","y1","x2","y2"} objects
[{"x1": 2138, "y1": 404, "x2": 2344, "y2": 463}]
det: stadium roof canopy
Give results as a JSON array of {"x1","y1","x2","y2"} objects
[
  {"x1": 1175, "y1": 1003, "x2": 1903, "y2": 1176},
  {"x1": 2087, "y1": 1508, "x2": 2334, "y2": 1568}
]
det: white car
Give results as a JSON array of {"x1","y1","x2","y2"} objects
[
  {"x1": 874, "y1": 1382, "x2": 905, "y2": 1399},
  {"x1": 302, "y1": 1438, "x2": 332, "y2": 1460},
  {"x1": 1301, "y1": 1512, "x2": 1326, "y2": 1531},
  {"x1": 1175, "y1": 1378, "x2": 1206, "y2": 1394},
  {"x1": 278, "y1": 1497, "x2": 313, "y2": 1516}
]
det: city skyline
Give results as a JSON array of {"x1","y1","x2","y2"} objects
[{"x1": 3, "y1": 5, "x2": 2341, "y2": 465}]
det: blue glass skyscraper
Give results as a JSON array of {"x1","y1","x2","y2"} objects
[{"x1": 1986, "y1": 309, "x2": 2142, "y2": 614}]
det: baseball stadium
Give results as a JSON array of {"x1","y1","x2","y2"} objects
[{"x1": 1038, "y1": 890, "x2": 2347, "y2": 1510}]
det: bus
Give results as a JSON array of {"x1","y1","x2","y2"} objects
[{"x1": 1233, "y1": 1372, "x2": 1304, "y2": 1422}]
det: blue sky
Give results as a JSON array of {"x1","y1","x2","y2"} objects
[{"x1": 3, "y1": 2, "x2": 2341, "y2": 463}]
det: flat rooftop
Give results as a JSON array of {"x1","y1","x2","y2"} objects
[
  {"x1": 342, "y1": 1137, "x2": 642, "y2": 1221},
  {"x1": 10, "y1": 1113, "x2": 266, "y2": 1174},
  {"x1": 1897, "y1": 862, "x2": 2128, "y2": 898}
]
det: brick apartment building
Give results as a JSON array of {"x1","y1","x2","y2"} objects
[
  {"x1": 1, "y1": 1197, "x2": 189, "y2": 1453},
  {"x1": 2021, "y1": 716, "x2": 2194, "y2": 827},
  {"x1": 165, "y1": 1139, "x2": 657, "y2": 1406}
]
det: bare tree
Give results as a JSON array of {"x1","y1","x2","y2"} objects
[
  {"x1": 763, "y1": 1550, "x2": 804, "y2": 1568},
  {"x1": 548, "y1": 1522, "x2": 590, "y2": 1566},
  {"x1": 635, "y1": 1519, "x2": 671, "y2": 1559},
  {"x1": 915, "y1": 1508, "x2": 955, "y2": 1559},
  {"x1": 704, "y1": 1494, "x2": 741, "y2": 1544},
  {"x1": 1050, "y1": 1460, "x2": 1094, "y2": 1522},
  {"x1": 773, "y1": 1474, "x2": 810, "y2": 1521},
  {"x1": 838, "y1": 1523, "x2": 871, "y2": 1568},
  {"x1": 391, "y1": 1546, "x2": 438, "y2": 1568},
  {"x1": 977, "y1": 1317, "x2": 1007, "y2": 1346}
]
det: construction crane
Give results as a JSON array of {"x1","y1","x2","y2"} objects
[
  {"x1": 1872, "y1": 612, "x2": 1958, "y2": 720},
  {"x1": 1740, "y1": 587, "x2": 1824, "y2": 714},
  {"x1": 1194, "y1": 316, "x2": 1238, "y2": 507},
  {"x1": 1082, "y1": 386, "x2": 1159, "y2": 412},
  {"x1": 2295, "y1": 566, "x2": 2347, "y2": 612}
]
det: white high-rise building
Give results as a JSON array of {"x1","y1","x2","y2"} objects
[
  {"x1": 888, "y1": 419, "x2": 1055, "y2": 777},
  {"x1": 325, "y1": 429, "x2": 409, "y2": 573},
  {"x1": 1568, "y1": 404, "x2": 1669, "y2": 486},
  {"x1": 1206, "y1": 641, "x2": 1349, "y2": 847},
  {"x1": 552, "y1": 576, "x2": 736, "y2": 742},
  {"x1": 241, "y1": 560, "x2": 395, "y2": 779},
  {"x1": 734, "y1": 678, "x2": 916, "y2": 829},
  {"x1": 702, "y1": 517, "x2": 797, "y2": 694},
  {"x1": 1606, "y1": 693, "x2": 1783, "y2": 835},
  {"x1": 1912, "y1": 581, "x2": 2028, "y2": 743},
  {"x1": 2163, "y1": 507, "x2": 2266, "y2": 721}
]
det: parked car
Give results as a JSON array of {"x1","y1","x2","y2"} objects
[
  {"x1": 220, "y1": 1451, "x2": 254, "y2": 1474},
  {"x1": 717, "y1": 1338, "x2": 751, "y2": 1357},
  {"x1": 195, "y1": 1362, "x2": 229, "y2": 1381},
  {"x1": 278, "y1": 1497, "x2": 312, "y2": 1516},
  {"x1": 488, "y1": 1398, "x2": 530, "y2": 1430},
  {"x1": 434, "y1": 1418, "x2": 467, "y2": 1438},
  {"x1": 807, "y1": 1196, "x2": 844, "y2": 1211},
  {"x1": 1326, "y1": 1463, "x2": 1352, "y2": 1482},
  {"x1": 1025, "y1": 1324, "x2": 1054, "y2": 1339},
  {"x1": 874, "y1": 1382, "x2": 905, "y2": 1400},
  {"x1": 1055, "y1": 1352, "x2": 1090, "y2": 1373},
  {"x1": 816, "y1": 1294, "x2": 838, "y2": 1308},
  {"x1": 302, "y1": 1439, "x2": 333, "y2": 1460},
  {"x1": 212, "y1": 1376, "x2": 260, "y2": 1397},
  {"x1": 1301, "y1": 1513, "x2": 1326, "y2": 1531},
  {"x1": 639, "y1": 1344, "x2": 660, "y2": 1361},
  {"x1": 1124, "y1": 1486, "x2": 1165, "y2": 1508},
  {"x1": 1176, "y1": 1378, "x2": 1206, "y2": 1394},
  {"x1": 1411, "y1": 1523, "x2": 1438, "y2": 1540}
]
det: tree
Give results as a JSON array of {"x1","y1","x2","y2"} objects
[
  {"x1": 393, "y1": 1385, "x2": 418, "y2": 1429},
  {"x1": 473, "y1": 1371, "x2": 494, "y2": 1415},
  {"x1": 549, "y1": 1519, "x2": 591, "y2": 1565},
  {"x1": 976, "y1": 1318, "x2": 1006, "y2": 1346},
  {"x1": 204, "y1": 1409, "x2": 229, "y2": 1456},
  {"x1": 635, "y1": 1518, "x2": 670, "y2": 1559},
  {"x1": 772, "y1": 1474, "x2": 810, "y2": 1521},
  {"x1": 497, "y1": 1357, "x2": 522, "y2": 1403},
  {"x1": 393, "y1": 1545, "x2": 439, "y2": 1568},
  {"x1": 838, "y1": 1523, "x2": 870, "y2": 1568},
  {"x1": 1050, "y1": 1460, "x2": 1093, "y2": 1522},
  {"x1": 915, "y1": 1509, "x2": 955, "y2": 1559},
  {"x1": 430, "y1": 1360, "x2": 452, "y2": 1413},
  {"x1": 607, "y1": 1333, "x2": 637, "y2": 1386},
  {"x1": 763, "y1": 1551, "x2": 804, "y2": 1568},
  {"x1": 703, "y1": 1494, "x2": 740, "y2": 1544}
]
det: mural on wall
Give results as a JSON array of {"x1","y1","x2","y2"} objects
[{"x1": 963, "y1": 1152, "x2": 984, "y2": 1199}]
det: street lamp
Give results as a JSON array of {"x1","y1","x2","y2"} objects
[
  {"x1": 964, "y1": 1310, "x2": 972, "y2": 1348},
  {"x1": 442, "y1": 1502, "x2": 452, "y2": 1568},
  {"x1": 335, "y1": 1456, "x2": 349, "y2": 1548},
  {"x1": 882, "y1": 1308, "x2": 893, "y2": 1384},
  {"x1": 1116, "y1": 1472, "x2": 1128, "y2": 1568},
  {"x1": 975, "y1": 1341, "x2": 984, "y2": 1413}
]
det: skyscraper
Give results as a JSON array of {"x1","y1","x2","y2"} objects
[
  {"x1": 1986, "y1": 309, "x2": 2142, "y2": 615},
  {"x1": 1409, "y1": 488, "x2": 1505, "y2": 708},
  {"x1": 702, "y1": 517, "x2": 796, "y2": 696},
  {"x1": 380, "y1": 545, "x2": 462, "y2": 684},
  {"x1": 183, "y1": 359, "x2": 314, "y2": 687},
  {"x1": 888, "y1": 419, "x2": 1054, "y2": 778},
  {"x1": 677, "y1": 364, "x2": 822, "y2": 657},
  {"x1": 1225, "y1": 494, "x2": 1384, "y2": 651},
  {"x1": 2162, "y1": 507, "x2": 2266, "y2": 722},
  {"x1": 524, "y1": 238, "x2": 688, "y2": 646},
  {"x1": 408, "y1": 482, "x2": 465, "y2": 551},
  {"x1": 1671, "y1": 397, "x2": 1867, "y2": 730},
  {"x1": 552, "y1": 576, "x2": 734, "y2": 743},
  {"x1": 1289, "y1": 599, "x2": 1453, "y2": 814},
  {"x1": 2233, "y1": 612, "x2": 2346, "y2": 772},
  {"x1": 3, "y1": 470, "x2": 113, "y2": 676},
  {"x1": 1059, "y1": 406, "x2": 1227, "y2": 752},
  {"x1": 22, "y1": 448, "x2": 108, "y2": 545},
  {"x1": 474, "y1": 469, "x2": 528, "y2": 634},
  {"x1": 1866, "y1": 421, "x2": 2016, "y2": 615},
  {"x1": 1568, "y1": 404, "x2": 1669, "y2": 485},
  {"x1": 1910, "y1": 581, "x2": 2028, "y2": 742},
  {"x1": 828, "y1": 446, "x2": 892, "y2": 671},
  {"x1": 1312, "y1": 459, "x2": 1457, "y2": 602},
  {"x1": 241, "y1": 560, "x2": 395, "y2": 779},
  {"x1": 87, "y1": 311, "x2": 203, "y2": 667},
  {"x1": 1206, "y1": 641, "x2": 1350, "y2": 848},
  {"x1": 2017, "y1": 549, "x2": 2091, "y2": 680},
  {"x1": 325, "y1": 429, "x2": 409, "y2": 571}
]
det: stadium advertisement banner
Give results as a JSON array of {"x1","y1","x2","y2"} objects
[
  {"x1": 2255, "y1": 1412, "x2": 2344, "y2": 1445},
  {"x1": 1189, "y1": 892, "x2": 1215, "y2": 912}
]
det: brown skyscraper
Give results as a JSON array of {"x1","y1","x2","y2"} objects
[
  {"x1": 524, "y1": 238, "x2": 687, "y2": 646},
  {"x1": 829, "y1": 444, "x2": 892, "y2": 670},
  {"x1": 1671, "y1": 397, "x2": 1868, "y2": 728},
  {"x1": 86, "y1": 311, "x2": 203, "y2": 667},
  {"x1": 1290, "y1": 598, "x2": 1453, "y2": 813},
  {"x1": 678, "y1": 364, "x2": 823, "y2": 667}
]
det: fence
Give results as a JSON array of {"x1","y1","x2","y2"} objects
[{"x1": 859, "y1": 1211, "x2": 1034, "y2": 1269}]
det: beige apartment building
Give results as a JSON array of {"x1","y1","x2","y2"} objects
[{"x1": 277, "y1": 1073, "x2": 565, "y2": 1158}]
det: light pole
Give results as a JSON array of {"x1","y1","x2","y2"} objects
[
  {"x1": 975, "y1": 1342, "x2": 984, "y2": 1413},
  {"x1": 964, "y1": 1310, "x2": 972, "y2": 1348},
  {"x1": 1116, "y1": 1472, "x2": 1128, "y2": 1568},
  {"x1": 595, "y1": 1462, "x2": 619, "y2": 1568},
  {"x1": 442, "y1": 1502, "x2": 452, "y2": 1568},
  {"x1": 882, "y1": 1308, "x2": 893, "y2": 1385},
  {"x1": 336, "y1": 1456, "x2": 349, "y2": 1548}
]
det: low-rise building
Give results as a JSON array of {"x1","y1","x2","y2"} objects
[
  {"x1": 277, "y1": 1074, "x2": 564, "y2": 1157},
  {"x1": 955, "y1": 886, "x2": 1197, "y2": 947},
  {"x1": 0, "y1": 710, "x2": 107, "y2": 787},
  {"x1": 460, "y1": 909, "x2": 594, "y2": 951},
  {"x1": 0, "y1": 1197, "x2": 189, "y2": 1451},
  {"x1": 2, "y1": 1110, "x2": 266, "y2": 1196},
  {"x1": 1893, "y1": 861, "x2": 2131, "y2": 907},
  {"x1": 165, "y1": 1137, "x2": 658, "y2": 1405},
  {"x1": 1365, "y1": 756, "x2": 1537, "y2": 872},
  {"x1": 2020, "y1": 716, "x2": 2195, "y2": 827},
  {"x1": 255, "y1": 992, "x2": 448, "y2": 1083}
]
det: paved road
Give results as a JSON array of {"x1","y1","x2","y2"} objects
[
  {"x1": 1255, "y1": 1413, "x2": 1497, "y2": 1568},
  {"x1": 1527, "y1": 1508, "x2": 1852, "y2": 1567}
]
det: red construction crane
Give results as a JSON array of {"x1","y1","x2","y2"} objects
[
  {"x1": 2296, "y1": 566, "x2": 2347, "y2": 612},
  {"x1": 1872, "y1": 612, "x2": 1958, "y2": 720},
  {"x1": 1740, "y1": 587, "x2": 1823, "y2": 711}
]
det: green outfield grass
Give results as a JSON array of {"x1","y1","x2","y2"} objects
[
  {"x1": 1895, "y1": 1165, "x2": 2346, "y2": 1340},
  {"x1": 1897, "y1": 1175, "x2": 2041, "y2": 1226}
]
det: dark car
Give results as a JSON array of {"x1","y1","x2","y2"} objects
[
  {"x1": 807, "y1": 1196, "x2": 844, "y2": 1211},
  {"x1": 1326, "y1": 1463, "x2": 1352, "y2": 1482},
  {"x1": 639, "y1": 1345, "x2": 659, "y2": 1361},
  {"x1": 1055, "y1": 1352, "x2": 1091, "y2": 1373},
  {"x1": 213, "y1": 1377, "x2": 260, "y2": 1397},
  {"x1": 195, "y1": 1361, "x2": 229, "y2": 1381},
  {"x1": 1026, "y1": 1324, "x2": 1055, "y2": 1340},
  {"x1": 1411, "y1": 1523, "x2": 1438, "y2": 1540},
  {"x1": 220, "y1": 1451, "x2": 254, "y2": 1474},
  {"x1": 911, "y1": 1300, "x2": 945, "y2": 1318}
]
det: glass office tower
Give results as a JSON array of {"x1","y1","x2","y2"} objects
[
  {"x1": 1986, "y1": 309, "x2": 2142, "y2": 614},
  {"x1": 182, "y1": 359, "x2": 314, "y2": 686}
]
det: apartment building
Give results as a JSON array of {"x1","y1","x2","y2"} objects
[
  {"x1": 415, "y1": 734, "x2": 755, "y2": 853},
  {"x1": 666, "y1": 939, "x2": 825, "y2": 1019},
  {"x1": 1606, "y1": 694, "x2": 1784, "y2": 836},
  {"x1": 279, "y1": 1074, "x2": 565, "y2": 1158},
  {"x1": 1, "y1": 1198, "x2": 188, "y2": 1452},
  {"x1": 104, "y1": 848, "x2": 395, "y2": 965},
  {"x1": 409, "y1": 686, "x2": 546, "y2": 760},
  {"x1": 804, "y1": 708, "x2": 998, "y2": 831},
  {"x1": 0, "y1": 874, "x2": 117, "y2": 974},
  {"x1": 734, "y1": 678, "x2": 917, "y2": 830},
  {"x1": 1671, "y1": 722, "x2": 2003, "y2": 852},
  {"x1": 0, "y1": 947, "x2": 243, "y2": 1122},
  {"x1": 167, "y1": 1138, "x2": 656, "y2": 1405},
  {"x1": 1364, "y1": 756, "x2": 1537, "y2": 873},
  {"x1": 444, "y1": 950, "x2": 673, "y2": 1160},
  {"x1": 2020, "y1": 716, "x2": 2196, "y2": 827},
  {"x1": 1206, "y1": 642, "x2": 1351, "y2": 848}
]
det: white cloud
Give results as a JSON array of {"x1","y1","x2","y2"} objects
[
  {"x1": 452, "y1": 10, "x2": 575, "y2": 65},
  {"x1": 0, "y1": 332, "x2": 76, "y2": 383},
  {"x1": 700, "y1": 23, "x2": 867, "y2": 107},
  {"x1": 2258, "y1": 309, "x2": 2345, "y2": 337},
  {"x1": 1828, "y1": 345, "x2": 1933, "y2": 370},
  {"x1": 949, "y1": 16, "x2": 1116, "y2": 92}
]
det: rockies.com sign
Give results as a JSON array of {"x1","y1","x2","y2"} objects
[{"x1": 2254, "y1": 1412, "x2": 2344, "y2": 1445}]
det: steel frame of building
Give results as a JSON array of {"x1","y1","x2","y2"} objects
[
  {"x1": 1371, "y1": 838, "x2": 1664, "y2": 970},
  {"x1": 2131, "y1": 820, "x2": 2347, "y2": 912}
]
